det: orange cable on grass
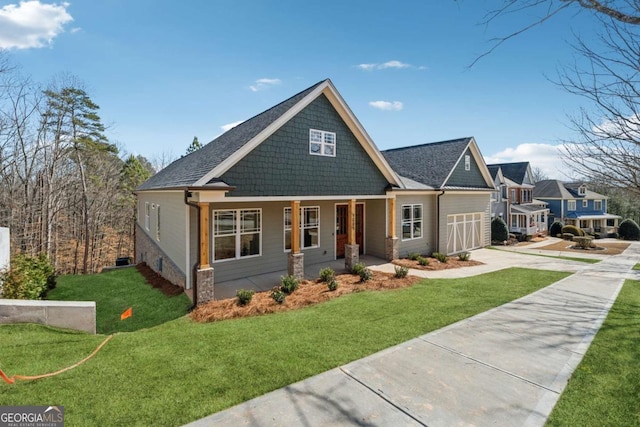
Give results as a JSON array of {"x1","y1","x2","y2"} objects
[{"x1": 0, "y1": 334, "x2": 113, "y2": 384}]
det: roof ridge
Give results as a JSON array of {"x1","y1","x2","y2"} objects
[{"x1": 381, "y1": 137, "x2": 472, "y2": 153}]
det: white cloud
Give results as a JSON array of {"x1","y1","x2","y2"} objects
[
  {"x1": 356, "y1": 63, "x2": 377, "y2": 71},
  {"x1": 356, "y1": 60, "x2": 419, "y2": 71},
  {"x1": 249, "y1": 78, "x2": 281, "y2": 92},
  {"x1": 0, "y1": 1, "x2": 73, "y2": 49},
  {"x1": 369, "y1": 100, "x2": 403, "y2": 111},
  {"x1": 484, "y1": 143, "x2": 571, "y2": 180},
  {"x1": 379, "y1": 60, "x2": 410, "y2": 69},
  {"x1": 220, "y1": 120, "x2": 244, "y2": 132}
]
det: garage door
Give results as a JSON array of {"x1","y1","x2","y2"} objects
[{"x1": 446, "y1": 213, "x2": 483, "y2": 254}]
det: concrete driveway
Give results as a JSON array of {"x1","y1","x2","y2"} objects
[{"x1": 186, "y1": 242, "x2": 639, "y2": 427}]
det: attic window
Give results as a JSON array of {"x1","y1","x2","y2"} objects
[
  {"x1": 309, "y1": 129, "x2": 336, "y2": 157},
  {"x1": 578, "y1": 185, "x2": 586, "y2": 195},
  {"x1": 464, "y1": 155, "x2": 471, "y2": 171}
]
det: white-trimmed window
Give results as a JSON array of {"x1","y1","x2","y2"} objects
[
  {"x1": 156, "y1": 205, "x2": 161, "y2": 241},
  {"x1": 309, "y1": 129, "x2": 336, "y2": 157},
  {"x1": 464, "y1": 155, "x2": 471, "y2": 171},
  {"x1": 144, "y1": 202, "x2": 150, "y2": 230},
  {"x1": 594, "y1": 200, "x2": 602, "y2": 210},
  {"x1": 568, "y1": 200, "x2": 576, "y2": 211},
  {"x1": 213, "y1": 209, "x2": 261, "y2": 261},
  {"x1": 284, "y1": 206, "x2": 320, "y2": 251},
  {"x1": 402, "y1": 204, "x2": 423, "y2": 240},
  {"x1": 578, "y1": 185, "x2": 586, "y2": 195},
  {"x1": 583, "y1": 200, "x2": 588, "y2": 208}
]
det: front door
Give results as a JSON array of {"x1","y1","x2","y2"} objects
[{"x1": 336, "y1": 204, "x2": 364, "y2": 258}]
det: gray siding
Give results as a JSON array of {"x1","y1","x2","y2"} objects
[
  {"x1": 446, "y1": 148, "x2": 489, "y2": 188},
  {"x1": 438, "y1": 193, "x2": 492, "y2": 252},
  {"x1": 395, "y1": 194, "x2": 437, "y2": 257},
  {"x1": 365, "y1": 199, "x2": 386, "y2": 258},
  {"x1": 221, "y1": 94, "x2": 390, "y2": 196}
]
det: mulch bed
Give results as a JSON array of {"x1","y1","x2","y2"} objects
[
  {"x1": 136, "y1": 262, "x2": 184, "y2": 296},
  {"x1": 536, "y1": 240, "x2": 630, "y2": 255},
  {"x1": 392, "y1": 257, "x2": 483, "y2": 271}
]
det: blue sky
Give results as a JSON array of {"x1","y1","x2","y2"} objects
[{"x1": 1, "y1": 0, "x2": 600, "y2": 177}]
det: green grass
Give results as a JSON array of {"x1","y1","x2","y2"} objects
[
  {"x1": 633, "y1": 263, "x2": 640, "y2": 270},
  {"x1": 47, "y1": 268, "x2": 191, "y2": 334},
  {"x1": 488, "y1": 246, "x2": 600, "y2": 264},
  {"x1": 0, "y1": 268, "x2": 568, "y2": 426},
  {"x1": 547, "y1": 279, "x2": 640, "y2": 426}
]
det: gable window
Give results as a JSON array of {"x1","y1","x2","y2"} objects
[
  {"x1": 156, "y1": 205, "x2": 161, "y2": 241},
  {"x1": 568, "y1": 200, "x2": 576, "y2": 211},
  {"x1": 594, "y1": 200, "x2": 602, "y2": 210},
  {"x1": 214, "y1": 209, "x2": 261, "y2": 261},
  {"x1": 464, "y1": 155, "x2": 471, "y2": 171},
  {"x1": 309, "y1": 129, "x2": 336, "y2": 157},
  {"x1": 578, "y1": 185, "x2": 586, "y2": 196},
  {"x1": 401, "y1": 204, "x2": 422, "y2": 240},
  {"x1": 582, "y1": 200, "x2": 588, "y2": 208},
  {"x1": 284, "y1": 206, "x2": 320, "y2": 251},
  {"x1": 144, "y1": 202, "x2": 150, "y2": 230}
]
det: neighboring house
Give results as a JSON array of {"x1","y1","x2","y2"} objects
[
  {"x1": 487, "y1": 162, "x2": 549, "y2": 236},
  {"x1": 534, "y1": 180, "x2": 620, "y2": 235},
  {"x1": 135, "y1": 79, "x2": 495, "y2": 303},
  {"x1": 487, "y1": 165, "x2": 508, "y2": 220}
]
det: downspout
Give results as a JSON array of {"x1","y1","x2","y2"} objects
[
  {"x1": 184, "y1": 191, "x2": 199, "y2": 310},
  {"x1": 436, "y1": 190, "x2": 445, "y2": 253}
]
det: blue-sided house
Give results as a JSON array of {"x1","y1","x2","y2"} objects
[
  {"x1": 533, "y1": 180, "x2": 620, "y2": 235},
  {"x1": 135, "y1": 79, "x2": 495, "y2": 303}
]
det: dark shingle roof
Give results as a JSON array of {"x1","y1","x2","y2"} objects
[
  {"x1": 533, "y1": 179, "x2": 570, "y2": 198},
  {"x1": 487, "y1": 162, "x2": 529, "y2": 185},
  {"x1": 381, "y1": 138, "x2": 471, "y2": 188},
  {"x1": 136, "y1": 80, "x2": 326, "y2": 191},
  {"x1": 487, "y1": 165, "x2": 501, "y2": 181}
]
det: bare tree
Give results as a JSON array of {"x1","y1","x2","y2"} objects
[{"x1": 531, "y1": 166, "x2": 549, "y2": 183}]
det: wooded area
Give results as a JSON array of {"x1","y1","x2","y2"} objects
[{"x1": 0, "y1": 54, "x2": 154, "y2": 274}]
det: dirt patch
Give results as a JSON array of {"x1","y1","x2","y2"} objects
[
  {"x1": 537, "y1": 240, "x2": 630, "y2": 255},
  {"x1": 190, "y1": 271, "x2": 422, "y2": 323},
  {"x1": 136, "y1": 262, "x2": 184, "y2": 296},
  {"x1": 392, "y1": 257, "x2": 483, "y2": 271}
]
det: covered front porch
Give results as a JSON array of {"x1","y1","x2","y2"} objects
[
  {"x1": 565, "y1": 213, "x2": 621, "y2": 235},
  {"x1": 509, "y1": 204, "x2": 549, "y2": 236}
]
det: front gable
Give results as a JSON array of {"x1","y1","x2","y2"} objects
[
  {"x1": 220, "y1": 94, "x2": 391, "y2": 196},
  {"x1": 445, "y1": 147, "x2": 492, "y2": 188}
]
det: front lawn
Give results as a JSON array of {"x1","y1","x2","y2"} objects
[
  {"x1": 47, "y1": 267, "x2": 191, "y2": 334},
  {"x1": 1, "y1": 268, "x2": 568, "y2": 426},
  {"x1": 633, "y1": 263, "x2": 640, "y2": 270},
  {"x1": 547, "y1": 279, "x2": 640, "y2": 426}
]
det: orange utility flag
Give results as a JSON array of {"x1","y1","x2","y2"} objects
[{"x1": 120, "y1": 307, "x2": 132, "y2": 320}]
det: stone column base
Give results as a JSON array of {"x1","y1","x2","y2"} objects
[
  {"x1": 196, "y1": 267, "x2": 215, "y2": 304},
  {"x1": 385, "y1": 237, "x2": 399, "y2": 261},
  {"x1": 288, "y1": 252, "x2": 304, "y2": 280},
  {"x1": 345, "y1": 244, "x2": 360, "y2": 271}
]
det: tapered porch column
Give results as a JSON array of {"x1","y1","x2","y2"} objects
[
  {"x1": 288, "y1": 200, "x2": 304, "y2": 279},
  {"x1": 345, "y1": 199, "x2": 359, "y2": 271},
  {"x1": 385, "y1": 197, "x2": 399, "y2": 260},
  {"x1": 197, "y1": 202, "x2": 215, "y2": 303}
]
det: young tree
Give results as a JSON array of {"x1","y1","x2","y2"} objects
[{"x1": 185, "y1": 136, "x2": 202, "y2": 155}]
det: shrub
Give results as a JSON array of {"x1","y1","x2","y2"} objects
[
  {"x1": 327, "y1": 280, "x2": 338, "y2": 291},
  {"x1": 394, "y1": 265, "x2": 408, "y2": 278},
  {"x1": 236, "y1": 289, "x2": 254, "y2": 306},
  {"x1": 618, "y1": 219, "x2": 640, "y2": 240},
  {"x1": 432, "y1": 252, "x2": 448, "y2": 263},
  {"x1": 549, "y1": 221, "x2": 563, "y2": 236},
  {"x1": 358, "y1": 267, "x2": 373, "y2": 282},
  {"x1": 319, "y1": 267, "x2": 335, "y2": 283},
  {"x1": 407, "y1": 252, "x2": 421, "y2": 261},
  {"x1": 280, "y1": 275, "x2": 299, "y2": 294},
  {"x1": 491, "y1": 217, "x2": 509, "y2": 242},
  {"x1": 573, "y1": 236, "x2": 593, "y2": 249},
  {"x1": 270, "y1": 289, "x2": 286, "y2": 304},
  {"x1": 351, "y1": 262, "x2": 366, "y2": 275},
  {"x1": 562, "y1": 225, "x2": 583, "y2": 237},
  {"x1": 458, "y1": 251, "x2": 471, "y2": 261},
  {"x1": 417, "y1": 256, "x2": 429, "y2": 266},
  {"x1": 0, "y1": 253, "x2": 55, "y2": 300},
  {"x1": 562, "y1": 233, "x2": 574, "y2": 240}
]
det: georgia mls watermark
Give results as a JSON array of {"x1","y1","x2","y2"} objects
[{"x1": 0, "y1": 406, "x2": 64, "y2": 427}]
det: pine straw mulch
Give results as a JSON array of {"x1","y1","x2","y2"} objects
[
  {"x1": 190, "y1": 271, "x2": 422, "y2": 323},
  {"x1": 392, "y1": 257, "x2": 483, "y2": 271},
  {"x1": 136, "y1": 262, "x2": 185, "y2": 296},
  {"x1": 536, "y1": 240, "x2": 630, "y2": 255}
]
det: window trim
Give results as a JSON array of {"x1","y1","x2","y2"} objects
[
  {"x1": 568, "y1": 200, "x2": 576, "y2": 211},
  {"x1": 464, "y1": 155, "x2": 471, "y2": 171},
  {"x1": 156, "y1": 205, "x2": 161, "y2": 241},
  {"x1": 582, "y1": 199, "x2": 588, "y2": 208},
  {"x1": 578, "y1": 185, "x2": 586, "y2": 196},
  {"x1": 594, "y1": 200, "x2": 602, "y2": 211},
  {"x1": 284, "y1": 206, "x2": 320, "y2": 252},
  {"x1": 213, "y1": 208, "x2": 262, "y2": 262},
  {"x1": 401, "y1": 204, "x2": 423, "y2": 241},
  {"x1": 309, "y1": 129, "x2": 336, "y2": 158},
  {"x1": 144, "y1": 202, "x2": 150, "y2": 230}
]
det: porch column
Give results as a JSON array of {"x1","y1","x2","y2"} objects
[
  {"x1": 385, "y1": 197, "x2": 399, "y2": 261},
  {"x1": 288, "y1": 200, "x2": 304, "y2": 279},
  {"x1": 197, "y1": 203, "x2": 215, "y2": 303},
  {"x1": 345, "y1": 199, "x2": 359, "y2": 271}
]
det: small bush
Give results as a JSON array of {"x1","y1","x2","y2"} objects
[
  {"x1": 562, "y1": 224, "x2": 583, "y2": 237},
  {"x1": 327, "y1": 280, "x2": 338, "y2": 291},
  {"x1": 280, "y1": 275, "x2": 299, "y2": 294},
  {"x1": 359, "y1": 267, "x2": 373, "y2": 282},
  {"x1": 351, "y1": 262, "x2": 366, "y2": 275},
  {"x1": 394, "y1": 265, "x2": 409, "y2": 278},
  {"x1": 491, "y1": 217, "x2": 509, "y2": 242},
  {"x1": 0, "y1": 253, "x2": 56, "y2": 300},
  {"x1": 432, "y1": 252, "x2": 448, "y2": 263},
  {"x1": 458, "y1": 251, "x2": 471, "y2": 261},
  {"x1": 562, "y1": 233, "x2": 574, "y2": 240},
  {"x1": 236, "y1": 289, "x2": 254, "y2": 306},
  {"x1": 573, "y1": 236, "x2": 593, "y2": 249},
  {"x1": 319, "y1": 267, "x2": 335, "y2": 283},
  {"x1": 270, "y1": 289, "x2": 286, "y2": 304},
  {"x1": 407, "y1": 252, "x2": 421, "y2": 261},
  {"x1": 549, "y1": 221, "x2": 563, "y2": 236},
  {"x1": 618, "y1": 219, "x2": 640, "y2": 240},
  {"x1": 417, "y1": 256, "x2": 429, "y2": 266}
]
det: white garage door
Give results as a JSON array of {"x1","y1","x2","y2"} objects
[{"x1": 446, "y1": 213, "x2": 483, "y2": 254}]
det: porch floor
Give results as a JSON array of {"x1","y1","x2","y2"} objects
[{"x1": 213, "y1": 254, "x2": 387, "y2": 300}]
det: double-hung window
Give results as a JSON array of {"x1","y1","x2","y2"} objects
[
  {"x1": 309, "y1": 129, "x2": 336, "y2": 157},
  {"x1": 213, "y1": 209, "x2": 261, "y2": 261},
  {"x1": 568, "y1": 200, "x2": 576, "y2": 211},
  {"x1": 594, "y1": 200, "x2": 602, "y2": 210},
  {"x1": 401, "y1": 204, "x2": 422, "y2": 240},
  {"x1": 284, "y1": 206, "x2": 320, "y2": 251},
  {"x1": 582, "y1": 200, "x2": 588, "y2": 208}
]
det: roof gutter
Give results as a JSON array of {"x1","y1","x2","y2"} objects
[{"x1": 184, "y1": 191, "x2": 200, "y2": 310}]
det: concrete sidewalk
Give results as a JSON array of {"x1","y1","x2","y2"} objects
[{"x1": 186, "y1": 243, "x2": 639, "y2": 427}]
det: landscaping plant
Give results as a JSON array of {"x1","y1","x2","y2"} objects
[
  {"x1": 417, "y1": 256, "x2": 429, "y2": 266},
  {"x1": 0, "y1": 253, "x2": 55, "y2": 300},
  {"x1": 270, "y1": 289, "x2": 286, "y2": 304},
  {"x1": 236, "y1": 289, "x2": 255, "y2": 306},
  {"x1": 549, "y1": 221, "x2": 564, "y2": 237},
  {"x1": 458, "y1": 252, "x2": 471, "y2": 261},
  {"x1": 432, "y1": 252, "x2": 448, "y2": 263},
  {"x1": 351, "y1": 262, "x2": 366, "y2": 275},
  {"x1": 394, "y1": 265, "x2": 409, "y2": 278},
  {"x1": 491, "y1": 217, "x2": 509, "y2": 242},
  {"x1": 327, "y1": 279, "x2": 338, "y2": 291},
  {"x1": 280, "y1": 275, "x2": 299, "y2": 294},
  {"x1": 618, "y1": 219, "x2": 640, "y2": 241},
  {"x1": 319, "y1": 267, "x2": 335, "y2": 283},
  {"x1": 358, "y1": 267, "x2": 373, "y2": 282},
  {"x1": 407, "y1": 252, "x2": 421, "y2": 261}
]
